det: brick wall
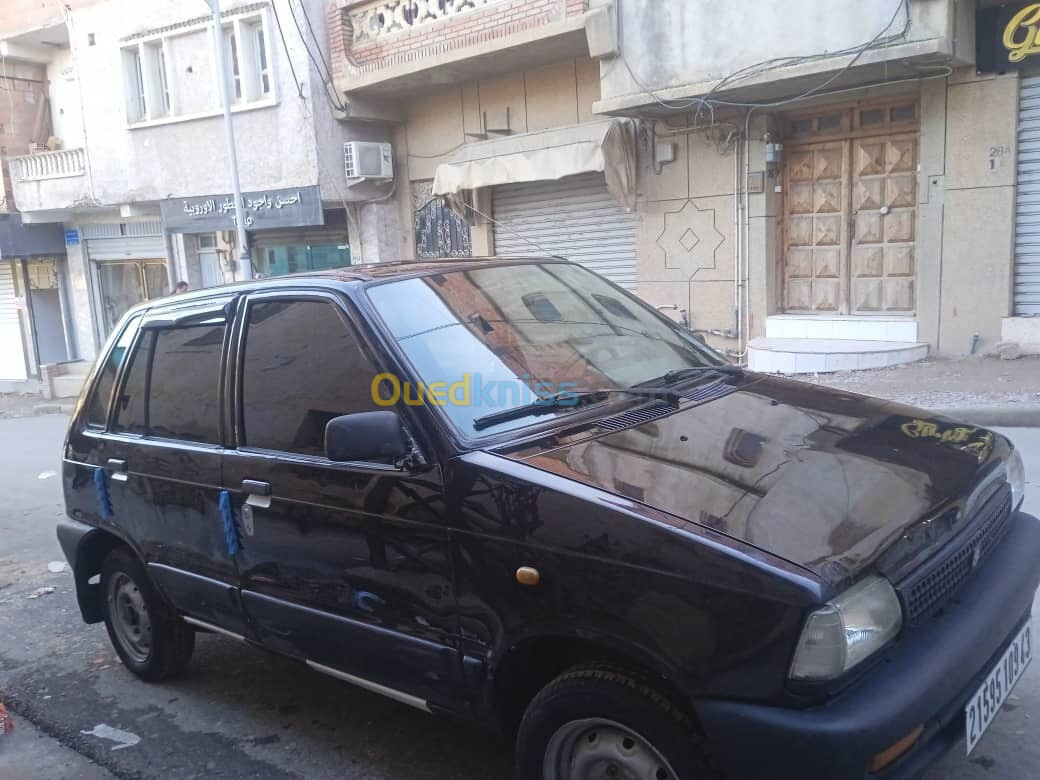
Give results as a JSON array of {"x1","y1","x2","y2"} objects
[
  {"x1": 0, "y1": 74, "x2": 49, "y2": 212},
  {"x1": 331, "y1": 0, "x2": 586, "y2": 82}
]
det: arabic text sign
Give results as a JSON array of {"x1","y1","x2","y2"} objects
[{"x1": 160, "y1": 185, "x2": 323, "y2": 232}]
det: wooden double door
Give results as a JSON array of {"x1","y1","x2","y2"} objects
[{"x1": 782, "y1": 129, "x2": 918, "y2": 315}]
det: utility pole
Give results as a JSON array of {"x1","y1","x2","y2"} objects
[{"x1": 205, "y1": 0, "x2": 252, "y2": 280}]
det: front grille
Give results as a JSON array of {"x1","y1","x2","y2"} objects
[
  {"x1": 898, "y1": 485, "x2": 1013, "y2": 624},
  {"x1": 596, "y1": 380, "x2": 734, "y2": 433}
]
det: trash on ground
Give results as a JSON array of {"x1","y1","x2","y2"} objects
[
  {"x1": 0, "y1": 703, "x2": 12, "y2": 736},
  {"x1": 80, "y1": 723, "x2": 140, "y2": 751},
  {"x1": 27, "y1": 586, "x2": 55, "y2": 599},
  {"x1": 47, "y1": 561, "x2": 66, "y2": 573},
  {"x1": 37, "y1": 470, "x2": 57, "y2": 480}
]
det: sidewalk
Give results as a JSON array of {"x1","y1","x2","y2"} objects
[
  {"x1": 800, "y1": 355, "x2": 1040, "y2": 425},
  {"x1": 0, "y1": 394, "x2": 75, "y2": 420},
  {"x1": 0, "y1": 711, "x2": 114, "y2": 779}
]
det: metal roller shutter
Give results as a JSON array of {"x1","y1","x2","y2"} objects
[
  {"x1": 492, "y1": 172, "x2": 638, "y2": 291},
  {"x1": 1015, "y1": 75, "x2": 1040, "y2": 314},
  {"x1": 82, "y1": 222, "x2": 166, "y2": 261},
  {"x1": 0, "y1": 262, "x2": 28, "y2": 381}
]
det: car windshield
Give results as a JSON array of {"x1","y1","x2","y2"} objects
[{"x1": 366, "y1": 262, "x2": 727, "y2": 435}]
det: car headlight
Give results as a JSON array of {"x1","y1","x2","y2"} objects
[
  {"x1": 1007, "y1": 448, "x2": 1026, "y2": 511},
  {"x1": 789, "y1": 576, "x2": 903, "y2": 681}
]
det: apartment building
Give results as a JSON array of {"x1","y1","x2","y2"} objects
[
  {"x1": 1, "y1": 0, "x2": 402, "y2": 392},
  {"x1": 328, "y1": 0, "x2": 1040, "y2": 371}
]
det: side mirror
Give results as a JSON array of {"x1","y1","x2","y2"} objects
[{"x1": 325, "y1": 411, "x2": 410, "y2": 464}]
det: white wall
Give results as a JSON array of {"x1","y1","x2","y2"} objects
[
  {"x1": 50, "y1": 0, "x2": 333, "y2": 205},
  {"x1": 601, "y1": 0, "x2": 957, "y2": 105},
  {"x1": 46, "y1": 48, "x2": 85, "y2": 149}
]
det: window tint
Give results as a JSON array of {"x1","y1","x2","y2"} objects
[
  {"x1": 110, "y1": 324, "x2": 224, "y2": 442},
  {"x1": 113, "y1": 331, "x2": 152, "y2": 435},
  {"x1": 241, "y1": 299, "x2": 380, "y2": 456},
  {"x1": 86, "y1": 315, "x2": 141, "y2": 427},
  {"x1": 149, "y1": 325, "x2": 225, "y2": 443}
]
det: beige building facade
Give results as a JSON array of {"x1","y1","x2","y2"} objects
[{"x1": 331, "y1": 0, "x2": 1040, "y2": 370}]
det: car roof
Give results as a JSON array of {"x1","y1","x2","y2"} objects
[{"x1": 145, "y1": 255, "x2": 568, "y2": 312}]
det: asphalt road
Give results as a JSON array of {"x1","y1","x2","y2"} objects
[{"x1": 0, "y1": 414, "x2": 1038, "y2": 779}]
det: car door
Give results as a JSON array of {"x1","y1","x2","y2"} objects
[
  {"x1": 221, "y1": 290, "x2": 461, "y2": 710},
  {"x1": 100, "y1": 298, "x2": 246, "y2": 635}
]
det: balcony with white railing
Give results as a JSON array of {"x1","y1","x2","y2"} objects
[
  {"x1": 333, "y1": 0, "x2": 592, "y2": 97},
  {"x1": 10, "y1": 148, "x2": 87, "y2": 182},
  {"x1": 8, "y1": 148, "x2": 91, "y2": 213}
]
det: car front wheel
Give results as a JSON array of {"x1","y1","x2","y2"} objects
[
  {"x1": 101, "y1": 547, "x2": 194, "y2": 681},
  {"x1": 516, "y1": 666, "x2": 713, "y2": 780}
]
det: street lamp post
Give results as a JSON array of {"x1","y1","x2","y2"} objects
[{"x1": 205, "y1": 0, "x2": 252, "y2": 280}]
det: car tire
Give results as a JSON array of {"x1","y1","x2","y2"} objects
[
  {"x1": 101, "y1": 547, "x2": 194, "y2": 681},
  {"x1": 516, "y1": 665, "x2": 713, "y2": 780}
]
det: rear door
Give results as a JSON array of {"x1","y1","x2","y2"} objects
[
  {"x1": 221, "y1": 290, "x2": 461, "y2": 709},
  {"x1": 102, "y1": 299, "x2": 245, "y2": 634}
]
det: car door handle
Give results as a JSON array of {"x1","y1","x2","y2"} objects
[
  {"x1": 106, "y1": 458, "x2": 128, "y2": 481},
  {"x1": 242, "y1": 480, "x2": 271, "y2": 496}
]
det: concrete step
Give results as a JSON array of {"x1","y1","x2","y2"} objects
[
  {"x1": 50, "y1": 373, "x2": 87, "y2": 399},
  {"x1": 748, "y1": 338, "x2": 929, "y2": 374},
  {"x1": 765, "y1": 315, "x2": 918, "y2": 342},
  {"x1": 44, "y1": 360, "x2": 91, "y2": 399}
]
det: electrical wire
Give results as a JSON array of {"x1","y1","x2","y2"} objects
[
  {"x1": 615, "y1": 0, "x2": 911, "y2": 116},
  {"x1": 297, "y1": 0, "x2": 337, "y2": 87},
  {"x1": 453, "y1": 195, "x2": 558, "y2": 259},
  {"x1": 271, "y1": 0, "x2": 305, "y2": 99},
  {"x1": 281, "y1": 0, "x2": 346, "y2": 112}
]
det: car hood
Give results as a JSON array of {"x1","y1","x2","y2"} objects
[{"x1": 498, "y1": 375, "x2": 1006, "y2": 585}]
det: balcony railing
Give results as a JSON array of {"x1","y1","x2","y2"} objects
[
  {"x1": 10, "y1": 148, "x2": 86, "y2": 182},
  {"x1": 349, "y1": 0, "x2": 510, "y2": 42}
]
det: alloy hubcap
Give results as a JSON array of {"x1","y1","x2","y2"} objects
[
  {"x1": 544, "y1": 718, "x2": 678, "y2": 780},
  {"x1": 108, "y1": 572, "x2": 152, "y2": 663}
]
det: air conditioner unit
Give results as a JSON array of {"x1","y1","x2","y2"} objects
[{"x1": 344, "y1": 141, "x2": 393, "y2": 180}]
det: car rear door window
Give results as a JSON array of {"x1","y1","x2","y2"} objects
[
  {"x1": 149, "y1": 325, "x2": 225, "y2": 443},
  {"x1": 110, "y1": 323, "x2": 225, "y2": 444},
  {"x1": 86, "y1": 315, "x2": 142, "y2": 428},
  {"x1": 112, "y1": 331, "x2": 152, "y2": 435},
  {"x1": 240, "y1": 299, "x2": 380, "y2": 456}
]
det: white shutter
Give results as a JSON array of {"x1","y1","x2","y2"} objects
[
  {"x1": 86, "y1": 235, "x2": 167, "y2": 261},
  {"x1": 492, "y1": 173, "x2": 638, "y2": 291},
  {"x1": 1015, "y1": 75, "x2": 1040, "y2": 314},
  {"x1": 0, "y1": 262, "x2": 28, "y2": 381}
]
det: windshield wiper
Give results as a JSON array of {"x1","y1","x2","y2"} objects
[
  {"x1": 472, "y1": 386, "x2": 680, "y2": 432},
  {"x1": 657, "y1": 365, "x2": 745, "y2": 384}
]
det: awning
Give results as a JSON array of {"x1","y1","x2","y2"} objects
[{"x1": 432, "y1": 118, "x2": 638, "y2": 210}]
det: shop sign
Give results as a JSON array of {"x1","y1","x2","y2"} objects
[
  {"x1": 160, "y1": 184, "x2": 323, "y2": 233},
  {"x1": 977, "y1": 1, "x2": 1040, "y2": 72},
  {"x1": 64, "y1": 229, "x2": 80, "y2": 246}
]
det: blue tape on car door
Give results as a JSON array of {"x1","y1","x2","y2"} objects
[
  {"x1": 93, "y1": 467, "x2": 113, "y2": 518},
  {"x1": 219, "y1": 489, "x2": 239, "y2": 556}
]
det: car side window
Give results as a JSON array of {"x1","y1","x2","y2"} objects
[
  {"x1": 240, "y1": 299, "x2": 381, "y2": 457},
  {"x1": 112, "y1": 331, "x2": 152, "y2": 435},
  {"x1": 85, "y1": 315, "x2": 142, "y2": 428},
  {"x1": 111, "y1": 323, "x2": 225, "y2": 444}
]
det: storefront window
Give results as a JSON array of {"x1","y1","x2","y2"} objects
[{"x1": 258, "y1": 243, "x2": 351, "y2": 276}]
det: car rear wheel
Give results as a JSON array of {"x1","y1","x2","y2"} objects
[
  {"x1": 516, "y1": 666, "x2": 712, "y2": 780},
  {"x1": 101, "y1": 547, "x2": 194, "y2": 681}
]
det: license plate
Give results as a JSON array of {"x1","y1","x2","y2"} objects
[{"x1": 965, "y1": 620, "x2": 1032, "y2": 754}]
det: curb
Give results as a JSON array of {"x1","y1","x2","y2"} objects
[
  {"x1": 32, "y1": 403, "x2": 76, "y2": 416},
  {"x1": 930, "y1": 406, "x2": 1040, "y2": 427}
]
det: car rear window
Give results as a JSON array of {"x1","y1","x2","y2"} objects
[{"x1": 112, "y1": 323, "x2": 225, "y2": 444}]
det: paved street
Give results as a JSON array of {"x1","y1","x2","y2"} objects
[{"x1": 1, "y1": 413, "x2": 1038, "y2": 779}]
